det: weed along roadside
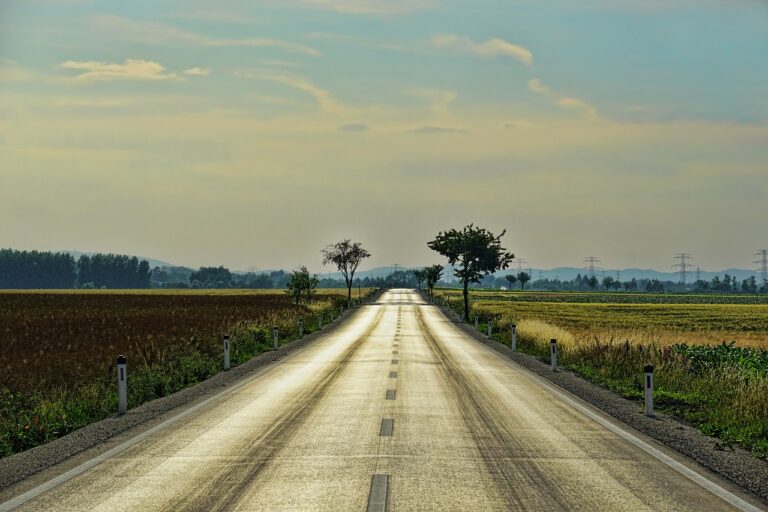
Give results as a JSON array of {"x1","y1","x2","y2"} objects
[
  {"x1": 0, "y1": 289, "x2": 378, "y2": 458},
  {"x1": 435, "y1": 289, "x2": 768, "y2": 459}
]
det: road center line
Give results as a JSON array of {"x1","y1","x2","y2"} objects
[
  {"x1": 380, "y1": 419, "x2": 394, "y2": 437},
  {"x1": 367, "y1": 474, "x2": 389, "y2": 512}
]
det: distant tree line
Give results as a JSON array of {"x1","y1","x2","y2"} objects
[
  {"x1": 455, "y1": 271, "x2": 768, "y2": 294},
  {"x1": 0, "y1": 249, "x2": 151, "y2": 289}
]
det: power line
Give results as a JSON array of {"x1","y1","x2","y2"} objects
[
  {"x1": 755, "y1": 249, "x2": 768, "y2": 284},
  {"x1": 516, "y1": 258, "x2": 528, "y2": 273},
  {"x1": 672, "y1": 253, "x2": 693, "y2": 284},
  {"x1": 583, "y1": 256, "x2": 601, "y2": 277}
]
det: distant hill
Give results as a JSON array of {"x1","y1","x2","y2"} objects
[{"x1": 62, "y1": 251, "x2": 175, "y2": 269}]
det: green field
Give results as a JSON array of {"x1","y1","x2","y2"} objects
[{"x1": 436, "y1": 289, "x2": 768, "y2": 457}]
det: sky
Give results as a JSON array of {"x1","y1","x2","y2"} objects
[{"x1": 1, "y1": 0, "x2": 767, "y2": 273}]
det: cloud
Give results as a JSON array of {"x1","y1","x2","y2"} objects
[
  {"x1": 406, "y1": 88, "x2": 457, "y2": 117},
  {"x1": 557, "y1": 97, "x2": 598, "y2": 118},
  {"x1": 183, "y1": 67, "x2": 210, "y2": 76},
  {"x1": 60, "y1": 59, "x2": 178, "y2": 81},
  {"x1": 299, "y1": 0, "x2": 438, "y2": 15},
  {"x1": 1, "y1": 58, "x2": 17, "y2": 66},
  {"x1": 338, "y1": 123, "x2": 370, "y2": 132},
  {"x1": 237, "y1": 70, "x2": 344, "y2": 113},
  {"x1": 430, "y1": 34, "x2": 533, "y2": 65},
  {"x1": 90, "y1": 15, "x2": 320, "y2": 56},
  {"x1": 409, "y1": 126, "x2": 468, "y2": 134},
  {"x1": 528, "y1": 77, "x2": 599, "y2": 119},
  {"x1": 173, "y1": 10, "x2": 268, "y2": 24}
]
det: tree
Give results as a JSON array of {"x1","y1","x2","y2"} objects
[
  {"x1": 322, "y1": 239, "x2": 371, "y2": 308},
  {"x1": 424, "y1": 264, "x2": 444, "y2": 296},
  {"x1": 504, "y1": 274, "x2": 517, "y2": 290},
  {"x1": 285, "y1": 266, "x2": 318, "y2": 305},
  {"x1": 517, "y1": 272, "x2": 531, "y2": 290},
  {"x1": 412, "y1": 269, "x2": 426, "y2": 290},
  {"x1": 586, "y1": 275, "x2": 599, "y2": 290},
  {"x1": 602, "y1": 276, "x2": 615, "y2": 291},
  {"x1": 427, "y1": 224, "x2": 514, "y2": 321}
]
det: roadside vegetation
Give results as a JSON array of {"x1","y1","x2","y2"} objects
[
  {"x1": 437, "y1": 289, "x2": 768, "y2": 457},
  {"x1": 0, "y1": 288, "x2": 374, "y2": 457}
]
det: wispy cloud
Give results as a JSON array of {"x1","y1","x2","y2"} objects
[
  {"x1": 90, "y1": 15, "x2": 320, "y2": 56},
  {"x1": 430, "y1": 34, "x2": 533, "y2": 65},
  {"x1": 1, "y1": 57, "x2": 17, "y2": 66},
  {"x1": 172, "y1": 10, "x2": 269, "y2": 24},
  {"x1": 183, "y1": 67, "x2": 210, "y2": 76},
  {"x1": 406, "y1": 88, "x2": 457, "y2": 117},
  {"x1": 528, "y1": 78, "x2": 598, "y2": 119},
  {"x1": 299, "y1": 0, "x2": 438, "y2": 15},
  {"x1": 60, "y1": 59, "x2": 178, "y2": 81},
  {"x1": 237, "y1": 70, "x2": 345, "y2": 113}
]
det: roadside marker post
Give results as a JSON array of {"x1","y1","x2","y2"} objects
[
  {"x1": 511, "y1": 324, "x2": 517, "y2": 352},
  {"x1": 273, "y1": 327, "x2": 279, "y2": 351},
  {"x1": 117, "y1": 355, "x2": 127, "y2": 415},
  {"x1": 645, "y1": 365, "x2": 655, "y2": 417},
  {"x1": 317, "y1": 314, "x2": 323, "y2": 329},
  {"x1": 223, "y1": 335, "x2": 230, "y2": 371},
  {"x1": 488, "y1": 320, "x2": 493, "y2": 338},
  {"x1": 550, "y1": 339, "x2": 558, "y2": 372},
  {"x1": 474, "y1": 316, "x2": 479, "y2": 329},
  {"x1": 299, "y1": 318, "x2": 304, "y2": 338}
]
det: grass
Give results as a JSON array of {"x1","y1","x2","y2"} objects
[
  {"x1": 0, "y1": 289, "x2": 375, "y2": 457},
  {"x1": 436, "y1": 289, "x2": 768, "y2": 457}
]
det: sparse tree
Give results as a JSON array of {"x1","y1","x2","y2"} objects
[
  {"x1": 602, "y1": 276, "x2": 615, "y2": 291},
  {"x1": 424, "y1": 264, "x2": 444, "y2": 296},
  {"x1": 428, "y1": 224, "x2": 514, "y2": 321},
  {"x1": 322, "y1": 239, "x2": 371, "y2": 308},
  {"x1": 504, "y1": 274, "x2": 517, "y2": 290},
  {"x1": 517, "y1": 272, "x2": 531, "y2": 290},
  {"x1": 587, "y1": 275, "x2": 599, "y2": 290}
]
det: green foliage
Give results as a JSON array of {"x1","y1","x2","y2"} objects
[
  {"x1": 428, "y1": 224, "x2": 513, "y2": 320},
  {"x1": 322, "y1": 239, "x2": 371, "y2": 306},
  {"x1": 0, "y1": 249, "x2": 77, "y2": 289},
  {"x1": 424, "y1": 264, "x2": 444, "y2": 295},
  {"x1": 285, "y1": 266, "x2": 319, "y2": 305}
]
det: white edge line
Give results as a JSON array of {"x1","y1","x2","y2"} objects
[
  {"x1": 427, "y1": 303, "x2": 764, "y2": 512},
  {"x1": 0, "y1": 306, "x2": 374, "y2": 511}
]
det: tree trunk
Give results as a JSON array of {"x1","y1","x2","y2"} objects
[
  {"x1": 463, "y1": 280, "x2": 469, "y2": 321},
  {"x1": 347, "y1": 285, "x2": 352, "y2": 308}
]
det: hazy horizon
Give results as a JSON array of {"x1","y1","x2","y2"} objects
[{"x1": 2, "y1": 0, "x2": 766, "y2": 272}]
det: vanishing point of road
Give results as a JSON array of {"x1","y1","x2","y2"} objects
[{"x1": 1, "y1": 290, "x2": 762, "y2": 511}]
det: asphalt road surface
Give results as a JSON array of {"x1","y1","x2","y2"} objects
[{"x1": 1, "y1": 290, "x2": 762, "y2": 511}]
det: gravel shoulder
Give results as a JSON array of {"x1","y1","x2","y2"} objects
[
  {"x1": 0, "y1": 293, "x2": 382, "y2": 495},
  {"x1": 436, "y1": 301, "x2": 768, "y2": 505}
]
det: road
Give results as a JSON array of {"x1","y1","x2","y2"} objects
[{"x1": 1, "y1": 289, "x2": 761, "y2": 511}]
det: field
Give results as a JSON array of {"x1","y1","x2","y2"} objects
[
  {"x1": 436, "y1": 289, "x2": 768, "y2": 457},
  {"x1": 0, "y1": 289, "x2": 374, "y2": 457}
]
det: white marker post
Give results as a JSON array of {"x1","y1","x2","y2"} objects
[
  {"x1": 644, "y1": 364, "x2": 654, "y2": 417},
  {"x1": 273, "y1": 327, "x2": 279, "y2": 351},
  {"x1": 117, "y1": 355, "x2": 127, "y2": 415},
  {"x1": 550, "y1": 339, "x2": 558, "y2": 372},
  {"x1": 511, "y1": 324, "x2": 517, "y2": 352},
  {"x1": 299, "y1": 318, "x2": 304, "y2": 338},
  {"x1": 317, "y1": 314, "x2": 323, "y2": 329},
  {"x1": 223, "y1": 335, "x2": 230, "y2": 371},
  {"x1": 474, "y1": 316, "x2": 479, "y2": 329},
  {"x1": 487, "y1": 320, "x2": 493, "y2": 338}
]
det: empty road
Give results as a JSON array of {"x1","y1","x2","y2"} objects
[{"x1": 1, "y1": 290, "x2": 761, "y2": 511}]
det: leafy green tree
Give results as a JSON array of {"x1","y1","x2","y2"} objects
[
  {"x1": 424, "y1": 264, "x2": 444, "y2": 296},
  {"x1": 189, "y1": 266, "x2": 232, "y2": 289},
  {"x1": 504, "y1": 274, "x2": 517, "y2": 290},
  {"x1": 285, "y1": 266, "x2": 318, "y2": 305},
  {"x1": 427, "y1": 224, "x2": 514, "y2": 321},
  {"x1": 602, "y1": 276, "x2": 615, "y2": 290},
  {"x1": 322, "y1": 239, "x2": 371, "y2": 308},
  {"x1": 517, "y1": 272, "x2": 531, "y2": 290},
  {"x1": 587, "y1": 275, "x2": 599, "y2": 290}
]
